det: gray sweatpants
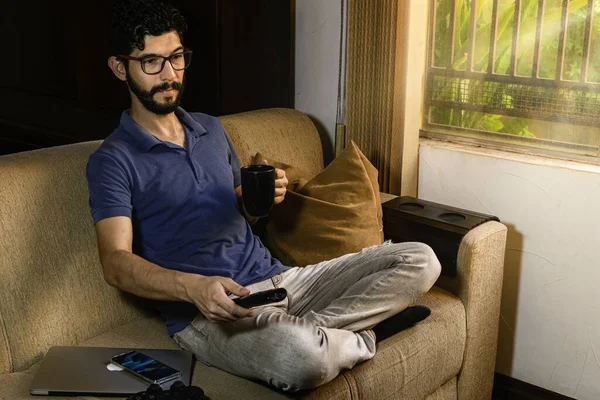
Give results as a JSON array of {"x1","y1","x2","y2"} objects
[{"x1": 173, "y1": 241, "x2": 441, "y2": 391}]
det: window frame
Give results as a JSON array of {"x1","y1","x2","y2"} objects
[{"x1": 420, "y1": 0, "x2": 600, "y2": 165}]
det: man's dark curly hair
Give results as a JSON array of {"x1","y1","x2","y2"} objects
[{"x1": 109, "y1": 0, "x2": 187, "y2": 56}]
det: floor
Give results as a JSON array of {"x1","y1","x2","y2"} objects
[{"x1": 491, "y1": 375, "x2": 576, "y2": 400}]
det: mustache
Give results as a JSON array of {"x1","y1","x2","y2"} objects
[{"x1": 150, "y1": 81, "x2": 183, "y2": 95}]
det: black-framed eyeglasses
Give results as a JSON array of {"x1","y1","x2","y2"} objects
[{"x1": 118, "y1": 49, "x2": 193, "y2": 75}]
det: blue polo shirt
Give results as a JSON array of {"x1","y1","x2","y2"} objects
[{"x1": 86, "y1": 108, "x2": 288, "y2": 335}]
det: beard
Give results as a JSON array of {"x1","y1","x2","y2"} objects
[{"x1": 126, "y1": 72, "x2": 186, "y2": 115}]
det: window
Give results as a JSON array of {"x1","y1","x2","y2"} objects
[{"x1": 422, "y1": 0, "x2": 600, "y2": 162}]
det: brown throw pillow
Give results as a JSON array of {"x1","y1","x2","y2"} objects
[{"x1": 254, "y1": 141, "x2": 384, "y2": 267}]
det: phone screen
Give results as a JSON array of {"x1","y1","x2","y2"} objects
[{"x1": 111, "y1": 351, "x2": 181, "y2": 384}]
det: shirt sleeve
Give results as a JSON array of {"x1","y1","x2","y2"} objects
[
  {"x1": 86, "y1": 153, "x2": 133, "y2": 224},
  {"x1": 221, "y1": 123, "x2": 242, "y2": 188}
]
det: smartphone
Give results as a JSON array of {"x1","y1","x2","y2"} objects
[
  {"x1": 110, "y1": 350, "x2": 182, "y2": 385},
  {"x1": 233, "y1": 288, "x2": 287, "y2": 308}
]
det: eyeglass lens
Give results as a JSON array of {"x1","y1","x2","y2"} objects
[{"x1": 141, "y1": 52, "x2": 192, "y2": 74}]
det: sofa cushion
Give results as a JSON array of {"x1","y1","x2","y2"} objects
[
  {"x1": 256, "y1": 141, "x2": 384, "y2": 267},
  {"x1": 0, "y1": 288, "x2": 464, "y2": 400},
  {"x1": 0, "y1": 317, "x2": 292, "y2": 400},
  {"x1": 306, "y1": 287, "x2": 466, "y2": 400},
  {"x1": 83, "y1": 318, "x2": 293, "y2": 400}
]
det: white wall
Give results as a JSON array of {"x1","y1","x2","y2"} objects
[
  {"x1": 419, "y1": 139, "x2": 600, "y2": 400},
  {"x1": 295, "y1": 0, "x2": 342, "y2": 162}
]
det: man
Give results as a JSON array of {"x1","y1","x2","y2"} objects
[{"x1": 87, "y1": 0, "x2": 441, "y2": 391}]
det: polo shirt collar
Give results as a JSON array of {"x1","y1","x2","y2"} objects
[{"x1": 119, "y1": 107, "x2": 208, "y2": 152}]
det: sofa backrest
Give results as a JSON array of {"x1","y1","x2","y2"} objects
[
  {"x1": 220, "y1": 108, "x2": 324, "y2": 174},
  {"x1": 0, "y1": 108, "x2": 323, "y2": 374},
  {"x1": 0, "y1": 141, "x2": 153, "y2": 374}
]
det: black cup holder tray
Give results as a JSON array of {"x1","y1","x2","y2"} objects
[{"x1": 382, "y1": 196, "x2": 500, "y2": 277}]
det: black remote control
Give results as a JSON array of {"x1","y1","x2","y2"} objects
[{"x1": 233, "y1": 288, "x2": 287, "y2": 308}]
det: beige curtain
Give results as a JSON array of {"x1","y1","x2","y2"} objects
[{"x1": 345, "y1": 0, "x2": 425, "y2": 196}]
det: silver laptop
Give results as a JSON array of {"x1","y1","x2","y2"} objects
[{"x1": 29, "y1": 346, "x2": 194, "y2": 396}]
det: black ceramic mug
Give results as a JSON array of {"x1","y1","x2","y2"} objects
[{"x1": 241, "y1": 165, "x2": 275, "y2": 217}]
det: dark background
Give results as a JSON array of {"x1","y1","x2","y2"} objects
[{"x1": 0, "y1": 0, "x2": 295, "y2": 155}]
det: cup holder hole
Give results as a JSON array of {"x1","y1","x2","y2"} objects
[
  {"x1": 397, "y1": 203, "x2": 425, "y2": 211},
  {"x1": 438, "y1": 212, "x2": 466, "y2": 222}
]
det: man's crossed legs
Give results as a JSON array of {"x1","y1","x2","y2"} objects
[{"x1": 173, "y1": 241, "x2": 441, "y2": 391}]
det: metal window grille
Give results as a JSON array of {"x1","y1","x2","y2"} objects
[{"x1": 425, "y1": 0, "x2": 600, "y2": 127}]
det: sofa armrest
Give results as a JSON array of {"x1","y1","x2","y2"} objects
[
  {"x1": 438, "y1": 220, "x2": 506, "y2": 400},
  {"x1": 380, "y1": 193, "x2": 507, "y2": 400}
]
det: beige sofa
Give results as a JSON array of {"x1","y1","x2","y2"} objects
[{"x1": 0, "y1": 108, "x2": 507, "y2": 400}]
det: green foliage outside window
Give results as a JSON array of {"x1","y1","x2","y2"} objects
[{"x1": 429, "y1": 0, "x2": 600, "y2": 139}]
